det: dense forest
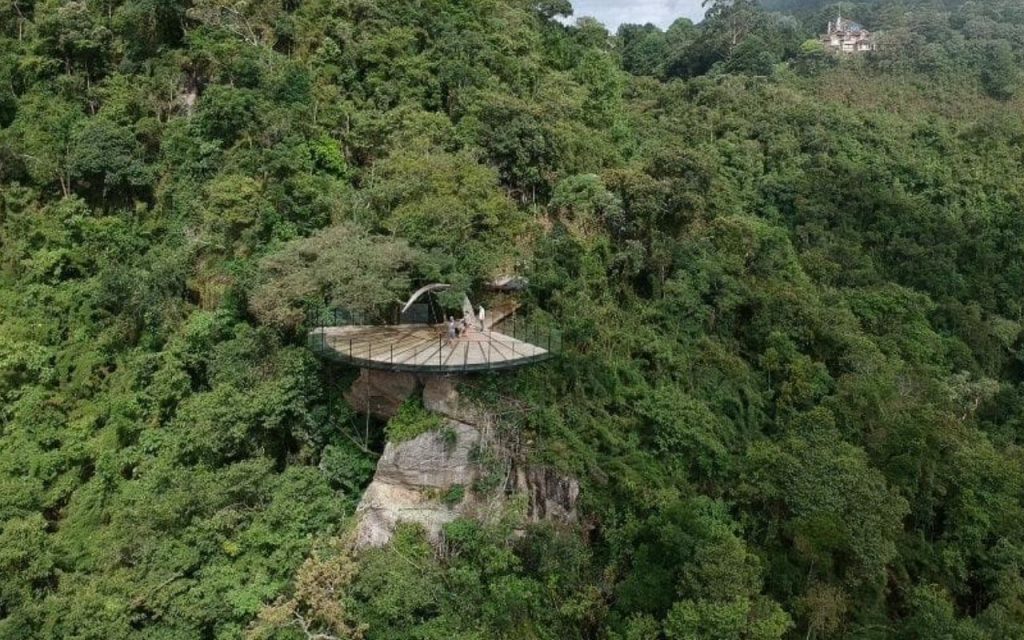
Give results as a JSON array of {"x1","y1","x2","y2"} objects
[{"x1": 2, "y1": 0, "x2": 1024, "y2": 637}]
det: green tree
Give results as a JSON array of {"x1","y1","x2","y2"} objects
[
  {"x1": 618, "y1": 24, "x2": 669, "y2": 77},
  {"x1": 251, "y1": 223, "x2": 422, "y2": 328},
  {"x1": 10, "y1": 92, "x2": 83, "y2": 197},
  {"x1": 980, "y1": 40, "x2": 1018, "y2": 100}
]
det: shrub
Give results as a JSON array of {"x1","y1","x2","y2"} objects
[{"x1": 386, "y1": 397, "x2": 443, "y2": 443}]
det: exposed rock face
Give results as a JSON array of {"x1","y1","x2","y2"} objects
[
  {"x1": 353, "y1": 375, "x2": 580, "y2": 549},
  {"x1": 355, "y1": 420, "x2": 482, "y2": 548},
  {"x1": 514, "y1": 466, "x2": 580, "y2": 523},
  {"x1": 343, "y1": 370, "x2": 491, "y2": 422},
  {"x1": 422, "y1": 375, "x2": 490, "y2": 426},
  {"x1": 373, "y1": 421, "x2": 481, "y2": 488}
]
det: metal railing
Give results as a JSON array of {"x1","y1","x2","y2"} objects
[
  {"x1": 305, "y1": 305, "x2": 561, "y2": 373},
  {"x1": 304, "y1": 306, "x2": 373, "y2": 328},
  {"x1": 303, "y1": 304, "x2": 447, "y2": 328}
]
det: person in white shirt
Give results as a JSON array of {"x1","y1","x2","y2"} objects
[{"x1": 477, "y1": 305, "x2": 486, "y2": 331}]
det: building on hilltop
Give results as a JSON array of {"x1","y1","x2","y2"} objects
[{"x1": 822, "y1": 13, "x2": 876, "y2": 53}]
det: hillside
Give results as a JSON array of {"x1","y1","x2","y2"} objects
[{"x1": 2, "y1": 0, "x2": 1024, "y2": 638}]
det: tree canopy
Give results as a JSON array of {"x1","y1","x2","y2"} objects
[{"x1": 2, "y1": 0, "x2": 1024, "y2": 638}]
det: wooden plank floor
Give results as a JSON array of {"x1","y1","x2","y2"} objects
[{"x1": 309, "y1": 324, "x2": 549, "y2": 372}]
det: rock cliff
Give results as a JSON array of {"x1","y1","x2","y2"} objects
[{"x1": 350, "y1": 372, "x2": 579, "y2": 548}]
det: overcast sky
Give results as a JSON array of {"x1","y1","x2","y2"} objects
[{"x1": 564, "y1": 0, "x2": 707, "y2": 31}]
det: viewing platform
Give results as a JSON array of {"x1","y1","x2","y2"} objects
[
  {"x1": 307, "y1": 283, "x2": 558, "y2": 374},
  {"x1": 308, "y1": 323, "x2": 553, "y2": 374}
]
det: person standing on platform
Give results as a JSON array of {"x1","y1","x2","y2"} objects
[
  {"x1": 478, "y1": 305, "x2": 486, "y2": 331},
  {"x1": 447, "y1": 316, "x2": 457, "y2": 343}
]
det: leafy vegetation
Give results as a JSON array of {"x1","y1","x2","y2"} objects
[
  {"x1": 384, "y1": 398, "x2": 443, "y2": 444},
  {"x1": 2, "y1": 0, "x2": 1024, "y2": 638}
]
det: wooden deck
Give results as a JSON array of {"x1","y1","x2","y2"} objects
[{"x1": 308, "y1": 324, "x2": 551, "y2": 373}]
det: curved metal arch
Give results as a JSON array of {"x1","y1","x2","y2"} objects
[{"x1": 401, "y1": 283, "x2": 452, "y2": 315}]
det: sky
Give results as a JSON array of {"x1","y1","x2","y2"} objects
[{"x1": 563, "y1": 0, "x2": 707, "y2": 31}]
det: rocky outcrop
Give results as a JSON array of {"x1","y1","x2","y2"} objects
[
  {"x1": 514, "y1": 465, "x2": 580, "y2": 523},
  {"x1": 354, "y1": 420, "x2": 482, "y2": 548},
  {"x1": 422, "y1": 375, "x2": 491, "y2": 426},
  {"x1": 352, "y1": 372, "x2": 579, "y2": 549},
  {"x1": 372, "y1": 420, "x2": 481, "y2": 489},
  {"x1": 345, "y1": 370, "x2": 479, "y2": 420}
]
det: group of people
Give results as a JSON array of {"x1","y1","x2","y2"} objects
[{"x1": 446, "y1": 305, "x2": 486, "y2": 342}]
